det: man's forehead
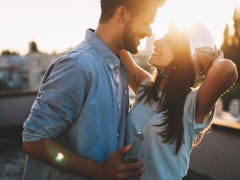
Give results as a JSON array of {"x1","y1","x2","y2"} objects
[{"x1": 137, "y1": 6, "x2": 159, "y2": 20}]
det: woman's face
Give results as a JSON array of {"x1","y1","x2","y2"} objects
[{"x1": 148, "y1": 38, "x2": 175, "y2": 70}]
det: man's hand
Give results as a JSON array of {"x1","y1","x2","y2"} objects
[
  {"x1": 23, "y1": 140, "x2": 144, "y2": 179},
  {"x1": 99, "y1": 145, "x2": 144, "y2": 180}
]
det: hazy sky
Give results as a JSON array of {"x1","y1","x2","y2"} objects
[{"x1": 0, "y1": 0, "x2": 239, "y2": 55}]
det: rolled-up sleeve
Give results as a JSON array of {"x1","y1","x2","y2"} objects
[
  {"x1": 184, "y1": 88, "x2": 214, "y2": 134},
  {"x1": 23, "y1": 56, "x2": 88, "y2": 142}
]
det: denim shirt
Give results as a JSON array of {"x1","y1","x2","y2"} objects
[{"x1": 22, "y1": 29, "x2": 129, "y2": 180}]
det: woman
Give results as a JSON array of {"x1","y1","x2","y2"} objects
[{"x1": 119, "y1": 27, "x2": 238, "y2": 179}]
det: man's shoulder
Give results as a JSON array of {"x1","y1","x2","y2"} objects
[
  {"x1": 64, "y1": 42, "x2": 102, "y2": 67},
  {"x1": 69, "y1": 42, "x2": 97, "y2": 58},
  {"x1": 50, "y1": 46, "x2": 91, "y2": 65}
]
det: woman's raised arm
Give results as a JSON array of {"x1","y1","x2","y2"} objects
[
  {"x1": 196, "y1": 57, "x2": 238, "y2": 123},
  {"x1": 119, "y1": 49, "x2": 151, "y2": 94}
]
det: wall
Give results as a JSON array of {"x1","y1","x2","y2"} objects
[{"x1": 0, "y1": 91, "x2": 37, "y2": 127}]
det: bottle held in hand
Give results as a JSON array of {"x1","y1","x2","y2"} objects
[{"x1": 122, "y1": 131, "x2": 144, "y2": 163}]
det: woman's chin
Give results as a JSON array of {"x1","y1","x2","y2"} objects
[{"x1": 148, "y1": 58, "x2": 154, "y2": 66}]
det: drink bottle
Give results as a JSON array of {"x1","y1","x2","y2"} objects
[{"x1": 122, "y1": 131, "x2": 144, "y2": 163}]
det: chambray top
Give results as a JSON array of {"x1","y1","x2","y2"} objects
[
  {"x1": 126, "y1": 78, "x2": 213, "y2": 180},
  {"x1": 22, "y1": 29, "x2": 129, "y2": 180}
]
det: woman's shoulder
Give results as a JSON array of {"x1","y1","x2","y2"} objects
[
  {"x1": 185, "y1": 87, "x2": 199, "y2": 102},
  {"x1": 183, "y1": 88, "x2": 199, "y2": 117}
]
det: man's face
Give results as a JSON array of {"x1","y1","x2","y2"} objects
[{"x1": 122, "y1": 7, "x2": 158, "y2": 54}]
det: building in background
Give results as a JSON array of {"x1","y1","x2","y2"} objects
[
  {"x1": 214, "y1": 98, "x2": 240, "y2": 121},
  {"x1": 27, "y1": 52, "x2": 56, "y2": 90},
  {"x1": 0, "y1": 41, "x2": 60, "y2": 91},
  {"x1": 0, "y1": 55, "x2": 29, "y2": 90}
]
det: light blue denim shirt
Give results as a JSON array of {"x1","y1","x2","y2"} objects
[{"x1": 22, "y1": 29, "x2": 129, "y2": 180}]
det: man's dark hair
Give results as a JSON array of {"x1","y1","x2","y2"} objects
[{"x1": 99, "y1": 0, "x2": 165, "y2": 23}]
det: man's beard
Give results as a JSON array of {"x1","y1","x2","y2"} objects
[{"x1": 122, "y1": 22, "x2": 138, "y2": 54}]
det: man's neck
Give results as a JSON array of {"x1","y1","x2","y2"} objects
[{"x1": 95, "y1": 23, "x2": 123, "y2": 55}]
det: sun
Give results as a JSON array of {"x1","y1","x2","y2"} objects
[
  {"x1": 169, "y1": 14, "x2": 198, "y2": 31},
  {"x1": 152, "y1": 0, "x2": 204, "y2": 37},
  {"x1": 167, "y1": 0, "x2": 204, "y2": 30},
  {"x1": 152, "y1": 0, "x2": 225, "y2": 48}
]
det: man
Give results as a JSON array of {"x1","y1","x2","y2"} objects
[{"x1": 22, "y1": 0, "x2": 166, "y2": 179}]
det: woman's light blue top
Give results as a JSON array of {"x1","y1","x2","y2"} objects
[{"x1": 126, "y1": 78, "x2": 213, "y2": 180}]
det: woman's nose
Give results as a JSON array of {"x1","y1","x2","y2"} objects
[
  {"x1": 145, "y1": 27, "x2": 152, "y2": 38},
  {"x1": 154, "y1": 39, "x2": 163, "y2": 47}
]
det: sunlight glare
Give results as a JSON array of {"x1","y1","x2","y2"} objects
[
  {"x1": 153, "y1": 0, "x2": 239, "y2": 48},
  {"x1": 0, "y1": 0, "x2": 239, "y2": 54},
  {"x1": 152, "y1": 0, "x2": 202, "y2": 39},
  {"x1": 167, "y1": 0, "x2": 202, "y2": 30}
]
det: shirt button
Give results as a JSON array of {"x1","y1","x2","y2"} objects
[
  {"x1": 118, "y1": 104, "x2": 121, "y2": 109},
  {"x1": 110, "y1": 65, "x2": 114, "y2": 69},
  {"x1": 125, "y1": 90, "x2": 128, "y2": 94},
  {"x1": 117, "y1": 133, "x2": 120, "y2": 138}
]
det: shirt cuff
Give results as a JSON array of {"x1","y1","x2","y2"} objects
[{"x1": 22, "y1": 128, "x2": 52, "y2": 142}]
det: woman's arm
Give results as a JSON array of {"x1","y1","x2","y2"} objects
[
  {"x1": 196, "y1": 57, "x2": 238, "y2": 123},
  {"x1": 119, "y1": 50, "x2": 151, "y2": 94}
]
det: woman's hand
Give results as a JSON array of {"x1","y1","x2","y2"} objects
[
  {"x1": 119, "y1": 49, "x2": 151, "y2": 93},
  {"x1": 194, "y1": 48, "x2": 224, "y2": 77}
]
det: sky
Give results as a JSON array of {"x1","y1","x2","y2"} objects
[{"x1": 0, "y1": 0, "x2": 239, "y2": 55}]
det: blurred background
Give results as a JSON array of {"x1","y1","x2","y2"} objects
[{"x1": 0, "y1": 0, "x2": 240, "y2": 179}]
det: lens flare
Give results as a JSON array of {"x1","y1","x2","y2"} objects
[{"x1": 55, "y1": 152, "x2": 64, "y2": 162}]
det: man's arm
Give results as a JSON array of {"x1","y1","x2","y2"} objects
[{"x1": 23, "y1": 139, "x2": 144, "y2": 180}]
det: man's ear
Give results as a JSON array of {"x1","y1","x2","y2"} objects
[{"x1": 115, "y1": 6, "x2": 130, "y2": 24}]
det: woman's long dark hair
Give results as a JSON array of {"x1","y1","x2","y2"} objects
[{"x1": 138, "y1": 28, "x2": 196, "y2": 154}]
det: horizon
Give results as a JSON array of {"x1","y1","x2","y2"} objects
[{"x1": 0, "y1": 0, "x2": 239, "y2": 55}]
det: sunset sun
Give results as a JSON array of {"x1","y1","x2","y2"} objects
[{"x1": 152, "y1": 0, "x2": 238, "y2": 48}]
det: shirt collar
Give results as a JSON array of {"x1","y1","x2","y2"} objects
[{"x1": 85, "y1": 29, "x2": 120, "y2": 70}]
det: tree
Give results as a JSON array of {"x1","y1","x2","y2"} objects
[
  {"x1": 221, "y1": 7, "x2": 240, "y2": 110},
  {"x1": 221, "y1": 7, "x2": 240, "y2": 83},
  {"x1": 1, "y1": 50, "x2": 19, "y2": 56}
]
